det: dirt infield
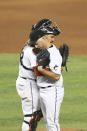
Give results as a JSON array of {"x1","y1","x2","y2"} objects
[{"x1": 0, "y1": 0, "x2": 87, "y2": 54}]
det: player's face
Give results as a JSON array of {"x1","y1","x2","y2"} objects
[
  {"x1": 45, "y1": 34, "x2": 55, "y2": 43},
  {"x1": 35, "y1": 37, "x2": 47, "y2": 49},
  {"x1": 35, "y1": 34, "x2": 55, "y2": 49}
]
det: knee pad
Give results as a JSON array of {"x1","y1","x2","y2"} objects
[{"x1": 22, "y1": 110, "x2": 43, "y2": 131}]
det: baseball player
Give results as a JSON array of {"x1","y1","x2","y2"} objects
[
  {"x1": 16, "y1": 18, "x2": 57, "y2": 131},
  {"x1": 29, "y1": 19, "x2": 64, "y2": 131},
  {"x1": 16, "y1": 39, "x2": 42, "y2": 131}
]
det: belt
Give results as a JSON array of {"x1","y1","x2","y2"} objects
[
  {"x1": 20, "y1": 76, "x2": 36, "y2": 82},
  {"x1": 41, "y1": 86, "x2": 51, "y2": 89}
]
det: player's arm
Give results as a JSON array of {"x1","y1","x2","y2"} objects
[{"x1": 37, "y1": 66, "x2": 60, "y2": 80}]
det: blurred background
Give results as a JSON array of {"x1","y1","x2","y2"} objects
[
  {"x1": 0, "y1": 1, "x2": 87, "y2": 131},
  {"x1": 0, "y1": 0, "x2": 87, "y2": 54}
]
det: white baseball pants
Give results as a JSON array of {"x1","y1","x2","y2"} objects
[
  {"x1": 16, "y1": 76, "x2": 40, "y2": 131},
  {"x1": 40, "y1": 86, "x2": 64, "y2": 131}
]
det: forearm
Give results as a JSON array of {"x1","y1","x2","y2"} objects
[{"x1": 37, "y1": 66, "x2": 60, "y2": 80}]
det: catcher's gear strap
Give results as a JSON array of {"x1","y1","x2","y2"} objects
[
  {"x1": 20, "y1": 60, "x2": 33, "y2": 71},
  {"x1": 24, "y1": 114, "x2": 33, "y2": 117},
  {"x1": 24, "y1": 110, "x2": 43, "y2": 131},
  {"x1": 23, "y1": 113, "x2": 33, "y2": 125},
  {"x1": 24, "y1": 120, "x2": 29, "y2": 125}
]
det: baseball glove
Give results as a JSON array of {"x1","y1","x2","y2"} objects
[
  {"x1": 59, "y1": 44, "x2": 69, "y2": 71},
  {"x1": 37, "y1": 49, "x2": 50, "y2": 67},
  {"x1": 33, "y1": 47, "x2": 42, "y2": 55}
]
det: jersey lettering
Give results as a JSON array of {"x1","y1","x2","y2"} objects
[
  {"x1": 54, "y1": 65, "x2": 58, "y2": 71},
  {"x1": 20, "y1": 48, "x2": 33, "y2": 71}
]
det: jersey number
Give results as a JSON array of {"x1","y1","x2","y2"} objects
[{"x1": 19, "y1": 47, "x2": 33, "y2": 71}]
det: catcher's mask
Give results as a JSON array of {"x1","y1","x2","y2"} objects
[{"x1": 29, "y1": 18, "x2": 61, "y2": 46}]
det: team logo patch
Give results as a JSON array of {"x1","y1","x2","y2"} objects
[{"x1": 54, "y1": 65, "x2": 58, "y2": 70}]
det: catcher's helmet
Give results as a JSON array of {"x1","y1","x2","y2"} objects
[
  {"x1": 29, "y1": 18, "x2": 61, "y2": 46},
  {"x1": 31, "y1": 18, "x2": 52, "y2": 31}
]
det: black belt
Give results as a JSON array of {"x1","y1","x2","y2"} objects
[
  {"x1": 20, "y1": 76, "x2": 36, "y2": 82},
  {"x1": 41, "y1": 86, "x2": 51, "y2": 89}
]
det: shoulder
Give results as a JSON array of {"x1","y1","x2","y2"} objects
[
  {"x1": 48, "y1": 44, "x2": 62, "y2": 61},
  {"x1": 48, "y1": 44, "x2": 59, "y2": 56},
  {"x1": 48, "y1": 44, "x2": 57, "y2": 52},
  {"x1": 22, "y1": 45, "x2": 34, "y2": 56}
]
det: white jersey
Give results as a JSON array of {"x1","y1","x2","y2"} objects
[
  {"x1": 16, "y1": 44, "x2": 41, "y2": 117},
  {"x1": 18, "y1": 45, "x2": 36, "y2": 79},
  {"x1": 37, "y1": 44, "x2": 63, "y2": 87}
]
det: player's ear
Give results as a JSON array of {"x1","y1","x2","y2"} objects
[
  {"x1": 43, "y1": 35, "x2": 48, "y2": 40},
  {"x1": 42, "y1": 36, "x2": 45, "y2": 39}
]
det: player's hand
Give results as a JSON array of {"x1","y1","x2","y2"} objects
[
  {"x1": 37, "y1": 66, "x2": 43, "y2": 71},
  {"x1": 61, "y1": 66, "x2": 63, "y2": 72}
]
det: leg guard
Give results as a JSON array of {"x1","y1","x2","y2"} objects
[
  {"x1": 22, "y1": 114, "x2": 33, "y2": 131},
  {"x1": 29, "y1": 109, "x2": 43, "y2": 131},
  {"x1": 22, "y1": 110, "x2": 43, "y2": 131}
]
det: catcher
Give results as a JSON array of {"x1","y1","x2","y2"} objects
[
  {"x1": 29, "y1": 18, "x2": 69, "y2": 131},
  {"x1": 16, "y1": 18, "x2": 59, "y2": 131}
]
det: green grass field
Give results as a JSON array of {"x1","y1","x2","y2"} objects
[{"x1": 0, "y1": 54, "x2": 87, "y2": 131}]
